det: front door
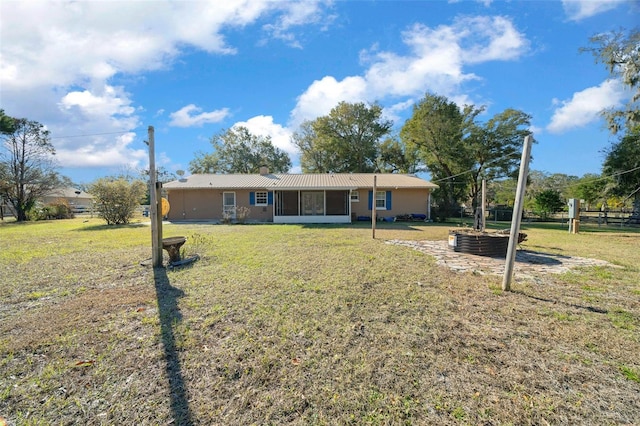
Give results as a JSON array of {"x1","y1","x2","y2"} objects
[
  {"x1": 223, "y1": 192, "x2": 236, "y2": 219},
  {"x1": 301, "y1": 191, "x2": 324, "y2": 216}
]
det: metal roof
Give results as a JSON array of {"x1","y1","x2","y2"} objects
[
  {"x1": 44, "y1": 187, "x2": 94, "y2": 198},
  {"x1": 164, "y1": 173, "x2": 438, "y2": 190}
]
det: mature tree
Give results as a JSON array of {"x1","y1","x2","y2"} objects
[
  {"x1": 533, "y1": 189, "x2": 565, "y2": 220},
  {"x1": 0, "y1": 114, "x2": 60, "y2": 221},
  {"x1": 89, "y1": 177, "x2": 146, "y2": 225},
  {"x1": 377, "y1": 137, "x2": 422, "y2": 173},
  {"x1": 523, "y1": 171, "x2": 578, "y2": 212},
  {"x1": 0, "y1": 110, "x2": 17, "y2": 134},
  {"x1": 602, "y1": 130, "x2": 640, "y2": 199},
  {"x1": 488, "y1": 178, "x2": 518, "y2": 207},
  {"x1": 293, "y1": 101, "x2": 392, "y2": 173},
  {"x1": 401, "y1": 94, "x2": 472, "y2": 217},
  {"x1": 464, "y1": 107, "x2": 533, "y2": 210},
  {"x1": 190, "y1": 126, "x2": 291, "y2": 174},
  {"x1": 582, "y1": 28, "x2": 640, "y2": 134},
  {"x1": 572, "y1": 173, "x2": 609, "y2": 209},
  {"x1": 138, "y1": 166, "x2": 178, "y2": 205},
  {"x1": 401, "y1": 93, "x2": 533, "y2": 217},
  {"x1": 291, "y1": 120, "x2": 329, "y2": 173}
]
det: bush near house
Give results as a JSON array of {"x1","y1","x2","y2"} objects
[
  {"x1": 41, "y1": 199, "x2": 75, "y2": 220},
  {"x1": 90, "y1": 178, "x2": 146, "y2": 225}
]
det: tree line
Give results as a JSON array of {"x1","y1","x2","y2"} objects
[{"x1": 2, "y1": 28, "x2": 637, "y2": 223}]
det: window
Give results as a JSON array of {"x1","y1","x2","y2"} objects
[
  {"x1": 350, "y1": 190, "x2": 359, "y2": 202},
  {"x1": 375, "y1": 191, "x2": 386, "y2": 209},
  {"x1": 255, "y1": 191, "x2": 268, "y2": 206}
]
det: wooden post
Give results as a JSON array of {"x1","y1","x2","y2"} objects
[
  {"x1": 481, "y1": 179, "x2": 486, "y2": 232},
  {"x1": 148, "y1": 126, "x2": 163, "y2": 267},
  {"x1": 502, "y1": 135, "x2": 533, "y2": 292},
  {"x1": 156, "y1": 181, "x2": 163, "y2": 259},
  {"x1": 372, "y1": 175, "x2": 377, "y2": 239}
]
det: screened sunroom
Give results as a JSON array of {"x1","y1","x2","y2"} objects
[{"x1": 273, "y1": 190, "x2": 351, "y2": 223}]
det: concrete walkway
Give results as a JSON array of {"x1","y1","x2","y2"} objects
[{"x1": 386, "y1": 239, "x2": 617, "y2": 279}]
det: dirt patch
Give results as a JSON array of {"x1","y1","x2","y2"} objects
[{"x1": 1, "y1": 285, "x2": 156, "y2": 352}]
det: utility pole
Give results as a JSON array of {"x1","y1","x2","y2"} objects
[
  {"x1": 372, "y1": 175, "x2": 377, "y2": 239},
  {"x1": 148, "y1": 126, "x2": 163, "y2": 267},
  {"x1": 502, "y1": 135, "x2": 533, "y2": 292}
]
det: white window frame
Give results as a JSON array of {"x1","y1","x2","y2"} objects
[
  {"x1": 350, "y1": 190, "x2": 359, "y2": 202},
  {"x1": 255, "y1": 191, "x2": 268, "y2": 206},
  {"x1": 375, "y1": 191, "x2": 386, "y2": 210},
  {"x1": 223, "y1": 191, "x2": 236, "y2": 219}
]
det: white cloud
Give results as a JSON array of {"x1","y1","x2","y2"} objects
[
  {"x1": 528, "y1": 124, "x2": 544, "y2": 136},
  {"x1": 263, "y1": 1, "x2": 334, "y2": 48},
  {"x1": 59, "y1": 86, "x2": 136, "y2": 119},
  {"x1": 561, "y1": 0, "x2": 623, "y2": 21},
  {"x1": 0, "y1": 1, "x2": 333, "y2": 92},
  {"x1": 458, "y1": 16, "x2": 528, "y2": 63},
  {"x1": 383, "y1": 99, "x2": 416, "y2": 124},
  {"x1": 55, "y1": 132, "x2": 147, "y2": 169},
  {"x1": 546, "y1": 79, "x2": 626, "y2": 133},
  {"x1": 290, "y1": 16, "x2": 528, "y2": 125},
  {"x1": 290, "y1": 76, "x2": 368, "y2": 125},
  {"x1": 169, "y1": 105, "x2": 230, "y2": 128},
  {"x1": 0, "y1": 0, "x2": 332, "y2": 174},
  {"x1": 233, "y1": 115, "x2": 297, "y2": 157},
  {"x1": 52, "y1": 85, "x2": 144, "y2": 169}
]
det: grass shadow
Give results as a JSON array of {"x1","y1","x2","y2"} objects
[
  {"x1": 300, "y1": 222, "x2": 428, "y2": 231},
  {"x1": 515, "y1": 250, "x2": 568, "y2": 265},
  {"x1": 153, "y1": 266, "x2": 193, "y2": 425},
  {"x1": 74, "y1": 223, "x2": 148, "y2": 232},
  {"x1": 513, "y1": 289, "x2": 608, "y2": 314}
]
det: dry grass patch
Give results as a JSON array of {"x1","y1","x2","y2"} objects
[{"x1": 1, "y1": 219, "x2": 639, "y2": 424}]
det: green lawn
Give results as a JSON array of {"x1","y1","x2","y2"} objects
[{"x1": 1, "y1": 218, "x2": 639, "y2": 425}]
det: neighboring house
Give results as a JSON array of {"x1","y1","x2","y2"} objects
[
  {"x1": 163, "y1": 169, "x2": 438, "y2": 224},
  {"x1": 42, "y1": 187, "x2": 94, "y2": 212}
]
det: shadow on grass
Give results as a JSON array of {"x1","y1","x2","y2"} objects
[
  {"x1": 153, "y1": 266, "x2": 193, "y2": 425},
  {"x1": 300, "y1": 222, "x2": 428, "y2": 231},
  {"x1": 74, "y1": 223, "x2": 148, "y2": 232},
  {"x1": 513, "y1": 289, "x2": 608, "y2": 314},
  {"x1": 515, "y1": 250, "x2": 567, "y2": 265}
]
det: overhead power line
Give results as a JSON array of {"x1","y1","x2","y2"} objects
[{"x1": 49, "y1": 130, "x2": 135, "y2": 139}]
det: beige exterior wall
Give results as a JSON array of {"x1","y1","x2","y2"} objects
[
  {"x1": 350, "y1": 187, "x2": 431, "y2": 218},
  {"x1": 166, "y1": 189, "x2": 273, "y2": 222},
  {"x1": 167, "y1": 187, "x2": 431, "y2": 222}
]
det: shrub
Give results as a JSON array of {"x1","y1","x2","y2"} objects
[
  {"x1": 28, "y1": 199, "x2": 75, "y2": 221},
  {"x1": 533, "y1": 189, "x2": 565, "y2": 220},
  {"x1": 89, "y1": 178, "x2": 146, "y2": 225},
  {"x1": 236, "y1": 206, "x2": 250, "y2": 224},
  {"x1": 221, "y1": 206, "x2": 251, "y2": 224}
]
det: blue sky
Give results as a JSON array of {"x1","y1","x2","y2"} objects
[{"x1": 1, "y1": 0, "x2": 637, "y2": 184}]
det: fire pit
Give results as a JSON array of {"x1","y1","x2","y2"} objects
[{"x1": 448, "y1": 230, "x2": 526, "y2": 257}]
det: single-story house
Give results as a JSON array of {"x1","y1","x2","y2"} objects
[
  {"x1": 42, "y1": 187, "x2": 94, "y2": 212},
  {"x1": 163, "y1": 169, "x2": 438, "y2": 224}
]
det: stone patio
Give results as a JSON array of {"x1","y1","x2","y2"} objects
[{"x1": 386, "y1": 239, "x2": 617, "y2": 279}]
